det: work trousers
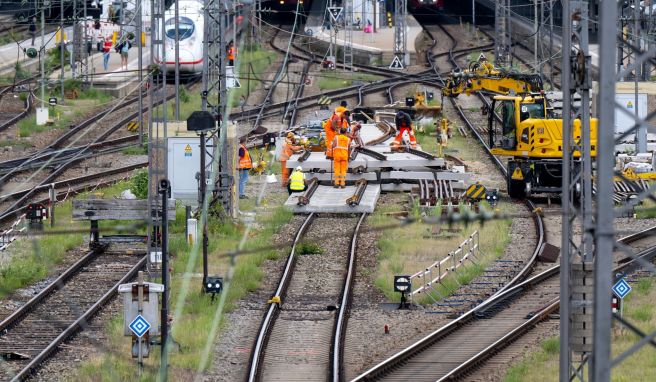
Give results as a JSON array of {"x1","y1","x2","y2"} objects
[
  {"x1": 333, "y1": 159, "x2": 348, "y2": 186},
  {"x1": 324, "y1": 126, "x2": 335, "y2": 157},
  {"x1": 238, "y1": 168, "x2": 249, "y2": 197},
  {"x1": 394, "y1": 127, "x2": 417, "y2": 146},
  {"x1": 281, "y1": 160, "x2": 289, "y2": 187},
  {"x1": 103, "y1": 53, "x2": 110, "y2": 71}
]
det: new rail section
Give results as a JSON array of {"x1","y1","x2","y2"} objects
[{"x1": 247, "y1": 213, "x2": 367, "y2": 381}]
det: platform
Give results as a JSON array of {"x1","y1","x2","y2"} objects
[
  {"x1": 284, "y1": 184, "x2": 380, "y2": 214},
  {"x1": 303, "y1": 12, "x2": 424, "y2": 66}
]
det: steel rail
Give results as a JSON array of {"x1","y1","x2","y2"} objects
[
  {"x1": 438, "y1": 226, "x2": 656, "y2": 381},
  {"x1": 0, "y1": 247, "x2": 104, "y2": 332},
  {"x1": 331, "y1": 213, "x2": 367, "y2": 382},
  {"x1": 0, "y1": 161, "x2": 147, "y2": 208},
  {"x1": 0, "y1": 91, "x2": 32, "y2": 133},
  {"x1": 10, "y1": 255, "x2": 147, "y2": 381},
  {"x1": 247, "y1": 213, "x2": 316, "y2": 382}
]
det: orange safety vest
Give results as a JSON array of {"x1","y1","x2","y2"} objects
[
  {"x1": 228, "y1": 46, "x2": 235, "y2": 60},
  {"x1": 280, "y1": 138, "x2": 296, "y2": 161},
  {"x1": 332, "y1": 134, "x2": 350, "y2": 160},
  {"x1": 239, "y1": 144, "x2": 252, "y2": 169},
  {"x1": 330, "y1": 114, "x2": 348, "y2": 131}
]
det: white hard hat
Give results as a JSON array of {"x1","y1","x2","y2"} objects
[{"x1": 295, "y1": 166, "x2": 303, "y2": 171}]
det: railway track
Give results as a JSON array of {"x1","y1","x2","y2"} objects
[
  {"x1": 0, "y1": 248, "x2": 147, "y2": 381},
  {"x1": 248, "y1": 213, "x2": 366, "y2": 381},
  {"x1": 352, "y1": 224, "x2": 656, "y2": 381}
]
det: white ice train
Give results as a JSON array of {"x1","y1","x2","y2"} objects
[
  {"x1": 156, "y1": 0, "x2": 250, "y2": 76},
  {"x1": 155, "y1": 0, "x2": 205, "y2": 75}
]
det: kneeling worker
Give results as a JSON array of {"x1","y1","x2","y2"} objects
[
  {"x1": 332, "y1": 128, "x2": 351, "y2": 188},
  {"x1": 280, "y1": 132, "x2": 302, "y2": 188},
  {"x1": 288, "y1": 166, "x2": 306, "y2": 195},
  {"x1": 392, "y1": 110, "x2": 417, "y2": 149}
]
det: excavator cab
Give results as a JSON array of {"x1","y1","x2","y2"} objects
[{"x1": 487, "y1": 95, "x2": 547, "y2": 152}]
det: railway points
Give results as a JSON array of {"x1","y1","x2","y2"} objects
[{"x1": 0, "y1": 1, "x2": 653, "y2": 382}]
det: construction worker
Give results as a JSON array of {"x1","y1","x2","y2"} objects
[
  {"x1": 391, "y1": 110, "x2": 417, "y2": 149},
  {"x1": 332, "y1": 128, "x2": 351, "y2": 188},
  {"x1": 288, "y1": 166, "x2": 306, "y2": 195},
  {"x1": 349, "y1": 121, "x2": 364, "y2": 148},
  {"x1": 280, "y1": 132, "x2": 302, "y2": 188},
  {"x1": 238, "y1": 137, "x2": 252, "y2": 199},
  {"x1": 335, "y1": 100, "x2": 348, "y2": 116},
  {"x1": 227, "y1": 40, "x2": 235, "y2": 66},
  {"x1": 323, "y1": 109, "x2": 350, "y2": 159}
]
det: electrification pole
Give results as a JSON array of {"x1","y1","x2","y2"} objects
[
  {"x1": 40, "y1": 2, "x2": 45, "y2": 112},
  {"x1": 60, "y1": 0, "x2": 65, "y2": 105},
  {"x1": 137, "y1": 0, "x2": 143, "y2": 144},
  {"x1": 174, "y1": 0, "x2": 180, "y2": 120},
  {"x1": 393, "y1": 0, "x2": 407, "y2": 65}
]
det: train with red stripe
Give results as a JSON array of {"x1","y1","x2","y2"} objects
[{"x1": 410, "y1": 0, "x2": 445, "y2": 13}]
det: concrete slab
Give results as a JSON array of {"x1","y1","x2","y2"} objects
[
  {"x1": 305, "y1": 171, "x2": 470, "y2": 186},
  {"x1": 284, "y1": 184, "x2": 380, "y2": 214},
  {"x1": 288, "y1": 151, "x2": 444, "y2": 171}
]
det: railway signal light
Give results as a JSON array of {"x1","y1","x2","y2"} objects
[
  {"x1": 187, "y1": 110, "x2": 215, "y2": 132},
  {"x1": 394, "y1": 275, "x2": 412, "y2": 309},
  {"x1": 405, "y1": 97, "x2": 415, "y2": 107},
  {"x1": 204, "y1": 276, "x2": 223, "y2": 301}
]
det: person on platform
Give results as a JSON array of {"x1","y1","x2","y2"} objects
[
  {"x1": 332, "y1": 128, "x2": 351, "y2": 188},
  {"x1": 102, "y1": 36, "x2": 113, "y2": 71},
  {"x1": 238, "y1": 137, "x2": 252, "y2": 199},
  {"x1": 391, "y1": 110, "x2": 417, "y2": 149},
  {"x1": 117, "y1": 37, "x2": 131, "y2": 71},
  {"x1": 288, "y1": 166, "x2": 306, "y2": 195},
  {"x1": 280, "y1": 132, "x2": 302, "y2": 188},
  {"x1": 29, "y1": 17, "x2": 37, "y2": 46}
]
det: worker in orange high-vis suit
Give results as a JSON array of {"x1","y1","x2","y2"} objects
[
  {"x1": 227, "y1": 40, "x2": 236, "y2": 66},
  {"x1": 324, "y1": 110, "x2": 350, "y2": 159},
  {"x1": 280, "y1": 132, "x2": 302, "y2": 187},
  {"x1": 238, "y1": 137, "x2": 252, "y2": 199},
  {"x1": 391, "y1": 110, "x2": 417, "y2": 149},
  {"x1": 332, "y1": 128, "x2": 351, "y2": 188}
]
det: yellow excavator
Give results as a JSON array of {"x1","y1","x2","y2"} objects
[{"x1": 443, "y1": 55, "x2": 598, "y2": 198}]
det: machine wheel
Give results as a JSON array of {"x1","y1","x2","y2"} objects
[{"x1": 508, "y1": 179, "x2": 527, "y2": 199}]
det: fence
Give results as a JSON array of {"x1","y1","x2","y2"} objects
[{"x1": 409, "y1": 231, "x2": 480, "y2": 301}]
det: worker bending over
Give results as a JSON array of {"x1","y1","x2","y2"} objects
[
  {"x1": 349, "y1": 121, "x2": 363, "y2": 148},
  {"x1": 323, "y1": 104, "x2": 350, "y2": 158},
  {"x1": 391, "y1": 110, "x2": 417, "y2": 149},
  {"x1": 280, "y1": 132, "x2": 302, "y2": 188},
  {"x1": 332, "y1": 128, "x2": 351, "y2": 188},
  {"x1": 288, "y1": 166, "x2": 307, "y2": 195}
]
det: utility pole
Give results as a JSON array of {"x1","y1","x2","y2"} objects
[
  {"x1": 471, "y1": 0, "x2": 475, "y2": 30},
  {"x1": 40, "y1": 1, "x2": 45, "y2": 112},
  {"x1": 174, "y1": 0, "x2": 180, "y2": 120},
  {"x1": 60, "y1": 0, "x2": 65, "y2": 105},
  {"x1": 393, "y1": 0, "x2": 407, "y2": 66},
  {"x1": 137, "y1": 0, "x2": 143, "y2": 144},
  {"x1": 634, "y1": 0, "x2": 646, "y2": 153},
  {"x1": 344, "y1": 0, "x2": 353, "y2": 71},
  {"x1": 158, "y1": 179, "x2": 170, "y2": 381}
]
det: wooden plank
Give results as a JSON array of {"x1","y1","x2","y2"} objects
[{"x1": 72, "y1": 199, "x2": 176, "y2": 221}]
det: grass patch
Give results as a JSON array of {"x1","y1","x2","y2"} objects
[
  {"x1": 73, "y1": 198, "x2": 294, "y2": 379},
  {"x1": 0, "y1": 139, "x2": 33, "y2": 149},
  {"x1": 0, "y1": 178, "x2": 137, "y2": 297},
  {"x1": 371, "y1": 194, "x2": 513, "y2": 303},
  {"x1": 121, "y1": 144, "x2": 148, "y2": 155},
  {"x1": 503, "y1": 275, "x2": 656, "y2": 381},
  {"x1": 317, "y1": 71, "x2": 382, "y2": 90},
  {"x1": 297, "y1": 241, "x2": 323, "y2": 255},
  {"x1": 17, "y1": 79, "x2": 115, "y2": 137}
]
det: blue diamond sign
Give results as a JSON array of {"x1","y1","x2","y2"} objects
[
  {"x1": 129, "y1": 314, "x2": 151, "y2": 338},
  {"x1": 612, "y1": 278, "x2": 632, "y2": 299}
]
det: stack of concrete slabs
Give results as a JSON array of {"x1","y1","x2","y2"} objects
[{"x1": 284, "y1": 184, "x2": 381, "y2": 214}]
